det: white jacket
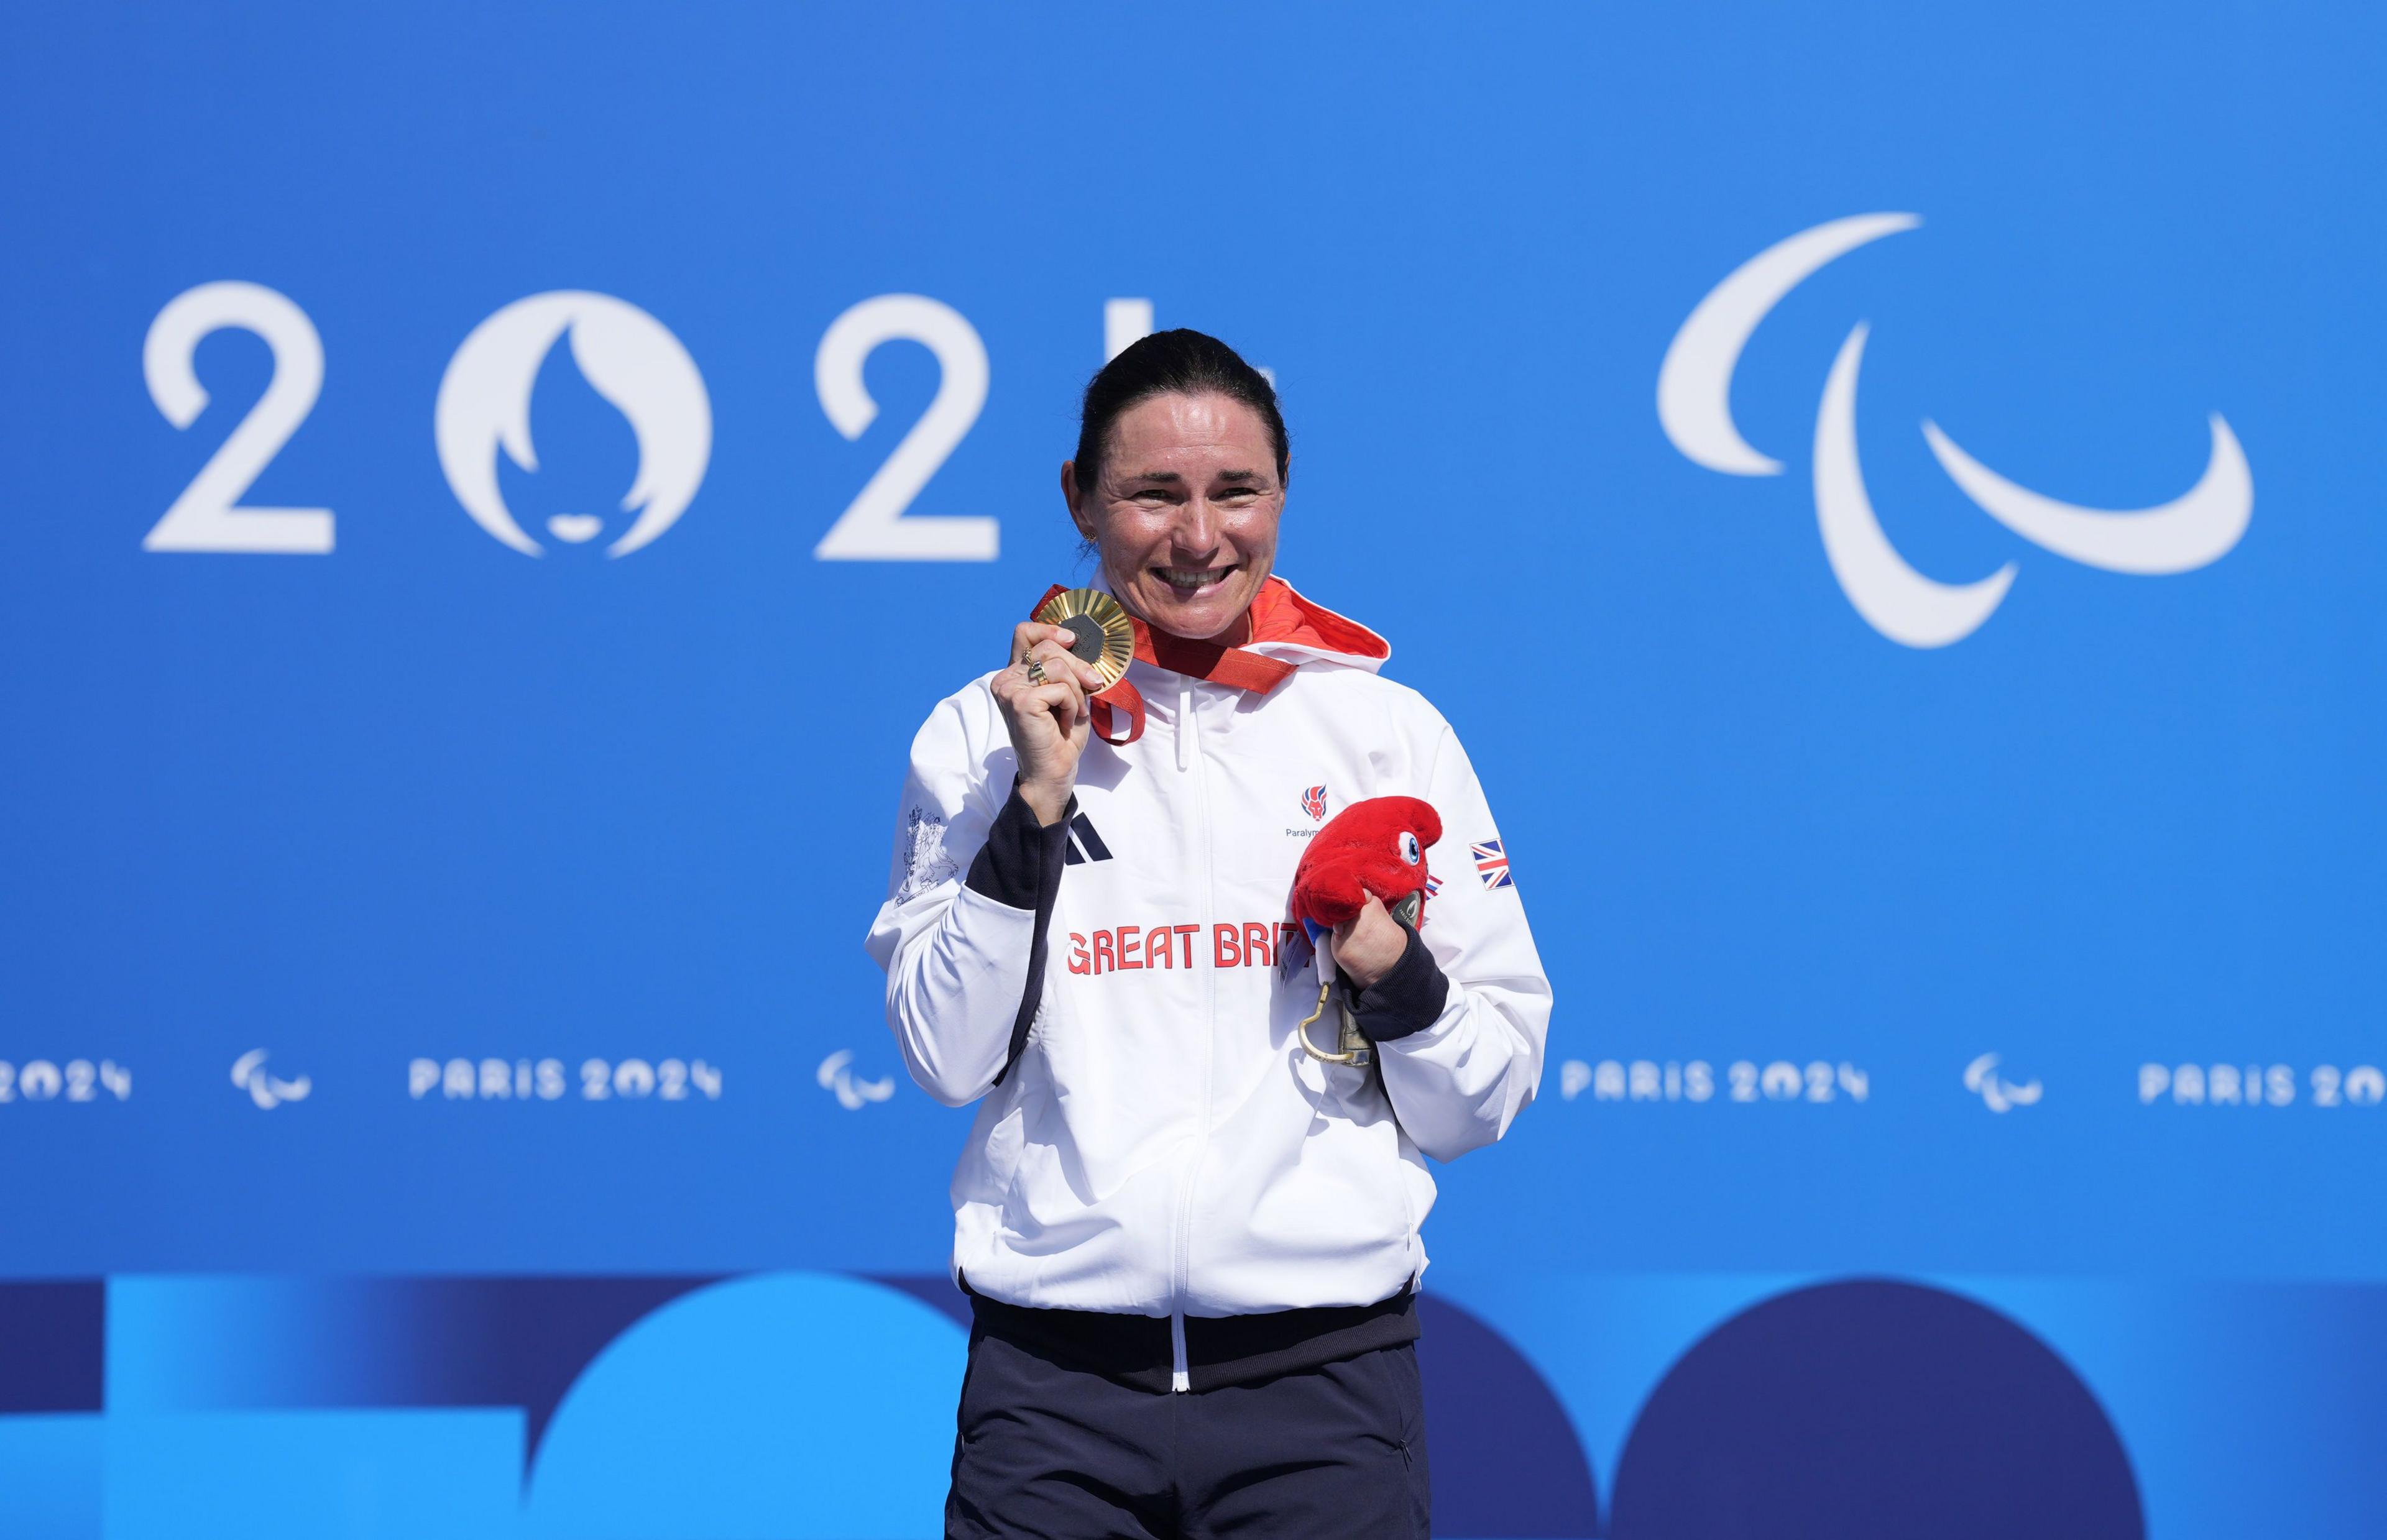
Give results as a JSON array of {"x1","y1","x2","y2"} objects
[{"x1": 867, "y1": 577, "x2": 1550, "y2": 1326}]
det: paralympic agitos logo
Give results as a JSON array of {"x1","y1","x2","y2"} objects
[{"x1": 1660, "y1": 214, "x2": 2253, "y2": 648}]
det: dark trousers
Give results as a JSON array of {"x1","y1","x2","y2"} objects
[{"x1": 946, "y1": 1327, "x2": 1432, "y2": 1539}]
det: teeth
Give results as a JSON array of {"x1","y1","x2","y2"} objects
[{"x1": 1161, "y1": 567, "x2": 1230, "y2": 590}]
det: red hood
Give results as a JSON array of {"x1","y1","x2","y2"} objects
[{"x1": 1239, "y1": 575, "x2": 1391, "y2": 667}]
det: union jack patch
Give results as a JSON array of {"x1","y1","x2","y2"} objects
[
  {"x1": 1425, "y1": 874, "x2": 1444, "y2": 897},
  {"x1": 1471, "y1": 839, "x2": 1513, "y2": 890}
]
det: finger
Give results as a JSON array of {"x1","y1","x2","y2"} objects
[
  {"x1": 1018, "y1": 658, "x2": 1069, "y2": 695},
  {"x1": 992, "y1": 662, "x2": 1064, "y2": 715},
  {"x1": 1006, "y1": 646, "x2": 1052, "y2": 689},
  {"x1": 1028, "y1": 637, "x2": 1108, "y2": 692},
  {"x1": 1027, "y1": 678, "x2": 1087, "y2": 722},
  {"x1": 1333, "y1": 893, "x2": 1387, "y2": 943},
  {"x1": 998, "y1": 686, "x2": 1081, "y2": 761},
  {"x1": 1011, "y1": 621, "x2": 1081, "y2": 665}
]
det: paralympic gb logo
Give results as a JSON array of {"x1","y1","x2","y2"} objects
[{"x1": 1659, "y1": 214, "x2": 2253, "y2": 647}]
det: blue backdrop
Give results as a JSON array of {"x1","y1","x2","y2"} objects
[{"x1": 4, "y1": 3, "x2": 2383, "y2": 1536}]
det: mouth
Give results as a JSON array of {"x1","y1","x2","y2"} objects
[{"x1": 1152, "y1": 564, "x2": 1239, "y2": 597}]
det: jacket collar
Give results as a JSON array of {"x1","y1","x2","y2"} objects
[{"x1": 1088, "y1": 572, "x2": 1391, "y2": 689}]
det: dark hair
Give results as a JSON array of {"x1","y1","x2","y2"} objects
[{"x1": 1072, "y1": 329, "x2": 1289, "y2": 497}]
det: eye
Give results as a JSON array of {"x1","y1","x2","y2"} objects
[{"x1": 1397, "y1": 832, "x2": 1422, "y2": 865}]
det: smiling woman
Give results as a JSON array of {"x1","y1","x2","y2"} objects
[
  {"x1": 866, "y1": 329, "x2": 1553, "y2": 1540},
  {"x1": 1060, "y1": 331, "x2": 1290, "y2": 642}
]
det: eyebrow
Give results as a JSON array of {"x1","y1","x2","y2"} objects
[{"x1": 1119, "y1": 469, "x2": 1266, "y2": 486}]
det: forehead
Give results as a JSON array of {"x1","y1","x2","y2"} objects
[{"x1": 1105, "y1": 392, "x2": 1276, "y2": 474}]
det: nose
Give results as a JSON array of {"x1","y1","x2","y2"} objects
[{"x1": 1171, "y1": 496, "x2": 1224, "y2": 558}]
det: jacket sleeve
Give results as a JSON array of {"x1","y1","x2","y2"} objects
[
  {"x1": 864, "y1": 683, "x2": 1068, "y2": 1106},
  {"x1": 1371, "y1": 719, "x2": 1553, "y2": 1161}
]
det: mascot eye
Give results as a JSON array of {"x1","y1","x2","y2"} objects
[{"x1": 1397, "y1": 832, "x2": 1422, "y2": 865}]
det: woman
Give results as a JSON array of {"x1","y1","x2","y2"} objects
[{"x1": 869, "y1": 330, "x2": 1550, "y2": 1539}]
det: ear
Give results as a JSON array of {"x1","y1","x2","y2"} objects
[{"x1": 1060, "y1": 461, "x2": 1098, "y2": 543}]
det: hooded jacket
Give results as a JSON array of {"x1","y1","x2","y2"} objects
[{"x1": 867, "y1": 576, "x2": 1550, "y2": 1348}]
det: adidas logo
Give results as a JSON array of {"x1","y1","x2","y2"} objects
[{"x1": 1062, "y1": 812, "x2": 1113, "y2": 866}]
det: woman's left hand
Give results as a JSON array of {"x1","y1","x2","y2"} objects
[{"x1": 1330, "y1": 892, "x2": 1409, "y2": 991}]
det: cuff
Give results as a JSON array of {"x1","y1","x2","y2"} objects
[
  {"x1": 965, "y1": 786, "x2": 1074, "y2": 910},
  {"x1": 1348, "y1": 920, "x2": 1450, "y2": 1043}
]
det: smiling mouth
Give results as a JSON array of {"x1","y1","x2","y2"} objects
[{"x1": 1156, "y1": 565, "x2": 1238, "y2": 594}]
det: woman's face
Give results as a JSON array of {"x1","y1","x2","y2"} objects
[{"x1": 1064, "y1": 392, "x2": 1284, "y2": 643}]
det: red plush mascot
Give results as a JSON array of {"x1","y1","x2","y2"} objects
[{"x1": 1287, "y1": 796, "x2": 1442, "y2": 1065}]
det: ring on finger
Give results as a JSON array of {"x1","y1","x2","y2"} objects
[{"x1": 1024, "y1": 656, "x2": 1047, "y2": 685}]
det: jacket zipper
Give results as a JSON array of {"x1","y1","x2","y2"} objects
[{"x1": 1170, "y1": 681, "x2": 1213, "y2": 1392}]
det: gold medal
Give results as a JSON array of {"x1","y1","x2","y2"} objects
[{"x1": 1033, "y1": 587, "x2": 1136, "y2": 691}]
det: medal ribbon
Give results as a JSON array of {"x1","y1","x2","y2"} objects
[{"x1": 1031, "y1": 584, "x2": 1297, "y2": 746}]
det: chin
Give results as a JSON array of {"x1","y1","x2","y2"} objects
[{"x1": 1146, "y1": 593, "x2": 1241, "y2": 639}]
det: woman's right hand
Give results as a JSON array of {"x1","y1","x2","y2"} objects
[{"x1": 991, "y1": 621, "x2": 1108, "y2": 826}]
